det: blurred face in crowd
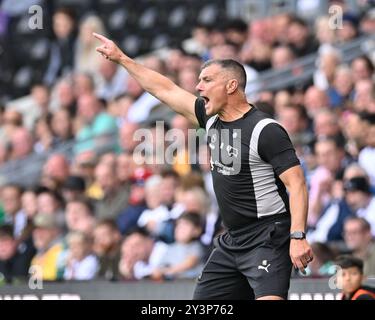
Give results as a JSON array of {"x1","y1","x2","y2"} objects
[
  {"x1": 121, "y1": 233, "x2": 153, "y2": 265},
  {"x1": 287, "y1": 22, "x2": 308, "y2": 45},
  {"x1": 315, "y1": 17, "x2": 335, "y2": 45},
  {"x1": 31, "y1": 85, "x2": 50, "y2": 111},
  {"x1": 337, "y1": 21, "x2": 357, "y2": 42},
  {"x1": 1, "y1": 186, "x2": 22, "y2": 216},
  {"x1": 337, "y1": 266, "x2": 364, "y2": 297},
  {"x1": 314, "y1": 111, "x2": 339, "y2": 137},
  {"x1": 126, "y1": 77, "x2": 143, "y2": 99},
  {"x1": 93, "y1": 224, "x2": 120, "y2": 256},
  {"x1": 99, "y1": 152, "x2": 117, "y2": 168},
  {"x1": 271, "y1": 46, "x2": 295, "y2": 69},
  {"x1": 74, "y1": 74, "x2": 95, "y2": 97},
  {"x1": 56, "y1": 80, "x2": 75, "y2": 109},
  {"x1": 320, "y1": 52, "x2": 340, "y2": 83},
  {"x1": 99, "y1": 58, "x2": 117, "y2": 81},
  {"x1": 65, "y1": 201, "x2": 95, "y2": 235},
  {"x1": 95, "y1": 164, "x2": 118, "y2": 195},
  {"x1": 10, "y1": 128, "x2": 33, "y2": 160},
  {"x1": 67, "y1": 234, "x2": 91, "y2": 261},
  {"x1": 351, "y1": 58, "x2": 373, "y2": 82},
  {"x1": 116, "y1": 153, "x2": 134, "y2": 183},
  {"x1": 53, "y1": 11, "x2": 74, "y2": 39},
  {"x1": 145, "y1": 180, "x2": 162, "y2": 209},
  {"x1": 3, "y1": 110, "x2": 22, "y2": 128},
  {"x1": 304, "y1": 86, "x2": 329, "y2": 117},
  {"x1": 160, "y1": 176, "x2": 178, "y2": 207},
  {"x1": 342, "y1": 112, "x2": 366, "y2": 142},
  {"x1": 278, "y1": 106, "x2": 305, "y2": 135},
  {"x1": 174, "y1": 218, "x2": 201, "y2": 244},
  {"x1": 354, "y1": 80, "x2": 374, "y2": 112},
  {"x1": 315, "y1": 139, "x2": 343, "y2": 173},
  {"x1": 119, "y1": 122, "x2": 139, "y2": 152},
  {"x1": 178, "y1": 68, "x2": 199, "y2": 94},
  {"x1": 343, "y1": 219, "x2": 372, "y2": 251},
  {"x1": 32, "y1": 226, "x2": 59, "y2": 251},
  {"x1": 43, "y1": 154, "x2": 70, "y2": 183},
  {"x1": 51, "y1": 109, "x2": 72, "y2": 140},
  {"x1": 365, "y1": 124, "x2": 375, "y2": 147},
  {"x1": 180, "y1": 188, "x2": 207, "y2": 214},
  {"x1": 345, "y1": 189, "x2": 371, "y2": 212},
  {"x1": 21, "y1": 190, "x2": 38, "y2": 219},
  {"x1": 37, "y1": 192, "x2": 60, "y2": 215},
  {"x1": 333, "y1": 68, "x2": 353, "y2": 97},
  {"x1": 77, "y1": 94, "x2": 100, "y2": 124},
  {"x1": 0, "y1": 235, "x2": 16, "y2": 261}
]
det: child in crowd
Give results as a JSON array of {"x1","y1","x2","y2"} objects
[
  {"x1": 64, "y1": 231, "x2": 98, "y2": 280},
  {"x1": 150, "y1": 212, "x2": 204, "y2": 280},
  {"x1": 336, "y1": 255, "x2": 375, "y2": 300}
]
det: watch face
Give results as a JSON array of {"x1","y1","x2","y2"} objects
[{"x1": 291, "y1": 231, "x2": 305, "y2": 239}]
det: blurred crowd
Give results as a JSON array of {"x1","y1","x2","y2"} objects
[{"x1": 1, "y1": 0, "x2": 375, "y2": 284}]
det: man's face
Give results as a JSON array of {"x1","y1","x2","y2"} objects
[
  {"x1": 196, "y1": 64, "x2": 229, "y2": 116},
  {"x1": 0, "y1": 236, "x2": 16, "y2": 260},
  {"x1": 1, "y1": 187, "x2": 21, "y2": 216},
  {"x1": 315, "y1": 140, "x2": 341, "y2": 173},
  {"x1": 32, "y1": 227, "x2": 58, "y2": 251},
  {"x1": 345, "y1": 190, "x2": 369, "y2": 212},
  {"x1": 337, "y1": 267, "x2": 364, "y2": 296},
  {"x1": 343, "y1": 220, "x2": 370, "y2": 251},
  {"x1": 93, "y1": 225, "x2": 118, "y2": 255}
]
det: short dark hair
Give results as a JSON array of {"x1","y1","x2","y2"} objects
[
  {"x1": 95, "y1": 218, "x2": 119, "y2": 232},
  {"x1": 345, "y1": 216, "x2": 371, "y2": 232},
  {"x1": 68, "y1": 197, "x2": 94, "y2": 216},
  {"x1": 335, "y1": 255, "x2": 364, "y2": 274},
  {"x1": 179, "y1": 212, "x2": 203, "y2": 229},
  {"x1": 0, "y1": 225, "x2": 14, "y2": 239},
  {"x1": 201, "y1": 59, "x2": 247, "y2": 91}
]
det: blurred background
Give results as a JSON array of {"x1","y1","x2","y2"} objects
[{"x1": 0, "y1": 0, "x2": 375, "y2": 299}]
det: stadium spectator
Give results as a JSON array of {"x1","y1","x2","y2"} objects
[
  {"x1": 65, "y1": 198, "x2": 96, "y2": 236},
  {"x1": 93, "y1": 219, "x2": 121, "y2": 280},
  {"x1": 344, "y1": 177, "x2": 375, "y2": 236},
  {"x1": 343, "y1": 217, "x2": 375, "y2": 277},
  {"x1": 150, "y1": 212, "x2": 204, "y2": 280},
  {"x1": 0, "y1": 184, "x2": 25, "y2": 237},
  {"x1": 74, "y1": 94, "x2": 117, "y2": 155},
  {"x1": 63, "y1": 231, "x2": 98, "y2": 280},
  {"x1": 94, "y1": 162, "x2": 129, "y2": 221},
  {"x1": 30, "y1": 213, "x2": 66, "y2": 281},
  {"x1": 0, "y1": 225, "x2": 35, "y2": 283},
  {"x1": 75, "y1": 15, "x2": 106, "y2": 77},
  {"x1": 119, "y1": 227, "x2": 164, "y2": 280},
  {"x1": 44, "y1": 7, "x2": 77, "y2": 86},
  {"x1": 336, "y1": 255, "x2": 375, "y2": 300}
]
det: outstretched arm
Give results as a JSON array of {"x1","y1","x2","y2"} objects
[
  {"x1": 93, "y1": 33, "x2": 198, "y2": 125},
  {"x1": 279, "y1": 165, "x2": 313, "y2": 275}
]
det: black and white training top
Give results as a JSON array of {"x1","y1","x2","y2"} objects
[{"x1": 195, "y1": 98, "x2": 300, "y2": 230}]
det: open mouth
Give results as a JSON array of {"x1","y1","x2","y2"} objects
[{"x1": 201, "y1": 96, "x2": 210, "y2": 105}]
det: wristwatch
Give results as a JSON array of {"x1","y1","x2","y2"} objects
[{"x1": 290, "y1": 231, "x2": 306, "y2": 240}]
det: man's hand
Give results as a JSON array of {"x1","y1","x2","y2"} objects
[
  {"x1": 93, "y1": 32, "x2": 125, "y2": 64},
  {"x1": 290, "y1": 239, "x2": 313, "y2": 275}
]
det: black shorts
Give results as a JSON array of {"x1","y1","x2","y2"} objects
[{"x1": 193, "y1": 213, "x2": 292, "y2": 300}]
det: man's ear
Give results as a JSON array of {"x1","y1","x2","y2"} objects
[{"x1": 226, "y1": 79, "x2": 238, "y2": 94}]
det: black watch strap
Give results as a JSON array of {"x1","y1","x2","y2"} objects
[{"x1": 290, "y1": 231, "x2": 306, "y2": 240}]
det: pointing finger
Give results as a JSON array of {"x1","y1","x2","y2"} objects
[{"x1": 93, "y1": 32, "x2": 109, "y2": 43}]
